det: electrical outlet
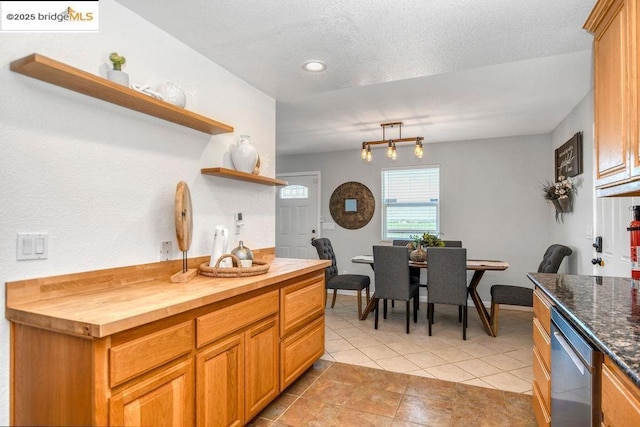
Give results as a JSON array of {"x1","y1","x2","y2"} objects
[{"x1": 160, "y1": 241, "x2": 172, "y2": 261}]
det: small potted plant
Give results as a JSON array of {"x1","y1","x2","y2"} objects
[
  {"x1": 107, "y1": 52, "x2": 129, "y2": 87},
  {"x1": 408, "y1": 232, "x2": 445, "y2": 262}
]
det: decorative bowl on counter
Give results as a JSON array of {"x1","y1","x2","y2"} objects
[{"x1": 199, "y1": 254, "x2": 269, "y2": 278}]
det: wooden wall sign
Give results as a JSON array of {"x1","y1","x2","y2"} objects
[
  {"x1": 555, "y1": 132, "x2": 583, "y2": 180},
  {"x1": 329, "y1": 182, "x2": 375, "y2": 229}
]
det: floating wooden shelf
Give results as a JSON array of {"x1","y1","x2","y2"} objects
[
  {"x1": 10, "y1": 53, "x2": 234, "y2": 136},
  {"x1": 201, "y1": 167, "x2": 288, "y2": 186}
]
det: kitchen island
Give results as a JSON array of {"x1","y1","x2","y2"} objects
[
  {"x1": 6, "y1": 255, "x2": 330, "y2": 426},
  {"x1": 528, "y1": 273, "x2": 640, "y2": 426}
]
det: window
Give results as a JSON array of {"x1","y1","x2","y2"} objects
[
  {"x1": 381, "y1": 166, "x2": 440, "y2": 240},
  {"x1": 279, "y1": 184, "x2": 308, "y2": 199}
]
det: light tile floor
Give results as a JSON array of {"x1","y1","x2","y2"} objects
[{"x1": 321, "y1": 294, "x2": 534, "y2": 394}]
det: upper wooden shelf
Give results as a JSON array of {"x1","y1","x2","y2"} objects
[
  {"x1": 201, "y1": 167, "x2": 288, "y2": 186},
  {"x1": 10, "y1": 53, "x2": 234, "y2": 136}
]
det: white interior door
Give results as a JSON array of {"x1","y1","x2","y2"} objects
[
  {"x1": 594, "y1": 196, "x2": 640, "y2": 277},
  {"x1": 276, "y1": 172, "x2": 320, "y2": 259}
]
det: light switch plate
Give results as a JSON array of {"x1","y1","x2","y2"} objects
[{"x1": 17, "y1": 233, "x2": 48, "y2": 260}]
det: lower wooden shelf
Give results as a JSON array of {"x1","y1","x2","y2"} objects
[{"x1": 201, "y1": 167, "x2": 288, "y2": 186}]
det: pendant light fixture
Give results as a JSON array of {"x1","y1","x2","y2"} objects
[{"x1": 361, "y1": 122, "x2": 424, "y2": 162}]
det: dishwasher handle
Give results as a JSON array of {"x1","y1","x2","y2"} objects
[{"x1": 553, "y1": 330, "x2": 585, "y2": 376}]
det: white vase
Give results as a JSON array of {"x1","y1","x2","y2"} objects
[
  {"x1": 107, "y1": 69, "x2": 129, "y2": 87},
  {"x1": 230, "y1": 135, "x2": 258, "y2": 173},
  {"x1": 156, "y1": 82, "x2": 186, "y2": 108}
]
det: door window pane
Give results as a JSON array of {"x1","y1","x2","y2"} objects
[{"x1": 279, "y1": 185, "x2": 308, "y2": 199}]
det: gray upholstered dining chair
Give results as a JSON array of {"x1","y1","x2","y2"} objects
[
  {"x1": 426, "y1": 247, "x2": 469, "y2": 339},
  {"x1": 372, "y1": 245, "x2": 420, "y2": 334},
  {"x1": 392, "y1": 239, "x2": 421, "y2": 285},
  {"x1": 311, "y1": 238, "x2": 371, "y2": 319},
  {"x1": 490, "y1": 244, "x2": 572, "y2": 335}
]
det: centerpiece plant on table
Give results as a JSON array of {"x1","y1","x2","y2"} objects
[{"x1": 407, "y1": 232, "x2": 444, "y2": 262}]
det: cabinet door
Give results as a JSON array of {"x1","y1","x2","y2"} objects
[
  {"x1": 601, "y1": 360, "x2": 640, "y2": 426},
  {"x1": 590, "y1": 0, "x2": 632, "y2": 186},
  {"x1": 245, "y1": 316, "x2": 279, "y2": 420},
  {"x1": 109, "y1": 359, "x2": 194, "y2": 427},
  {"x1": 196, "y1": 334, "x2": 245, "y2": 427}
]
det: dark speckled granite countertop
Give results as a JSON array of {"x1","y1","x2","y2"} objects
[{"x1": 528, "y1": 273, "x2": 640, "y2": 388}]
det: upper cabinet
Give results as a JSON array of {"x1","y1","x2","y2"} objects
[
  {"x1": 585, "y1": 0, "x2": 640, "y2": 196},
  {"x1": 10, "y1": 53, "x2": 234, "y2": 136}
]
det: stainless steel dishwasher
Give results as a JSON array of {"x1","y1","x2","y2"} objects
[{"x1": 550, "y1": 306, "x2": 602, "y2": 426}]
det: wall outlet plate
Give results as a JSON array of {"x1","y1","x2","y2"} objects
[{"x1": 161, "y1": 241, "x2": 172, "y2": 261}]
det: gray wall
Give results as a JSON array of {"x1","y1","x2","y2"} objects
[
  {"x1": 550, "y1": 90, "x2": 595, "y2": 276},
  {"x1": 277, "y1": 133, "x2": 555, "y2": 303}
]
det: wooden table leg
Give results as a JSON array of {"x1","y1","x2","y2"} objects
[
  {"x1": 359, "y1": 263, "x2": 377, "y2": 320},
  {"x1": 468, "y1": 270, "x2": 496, "y2": 337},
  {"x1": 360, "y1": 294, "x2": 378, "y2": 320}
]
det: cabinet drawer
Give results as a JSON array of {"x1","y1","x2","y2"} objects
[
  {"x1": 533, "y1": 317, "x2": 551, "y2": 371},
  {"x1": 532, "y1": 347, "x2": 551, "y2": 413},
  {"x1": 197, "y1": 290, "x2": 279, "y2": 348},
  {"x1": 533, "y1": 288, "x2": 552, "y2": 335},
  {"x1": 601, "y1": 361, "x2": 640, "y2": 426},
  {"x1": 280, "y1": 274, "x2": 325, "y2": 337},
  {"x1": 280, "y1": 316, "x2": 324, "y2": 390},
  {"x1": 532, "y1": 382, "x2": 551, "y2": 427},
  {"x1": 110, "y1": 321, "x2": 193, "y2": 387}
]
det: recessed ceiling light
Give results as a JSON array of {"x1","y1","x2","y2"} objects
[{"x1": 302, "y1": 60, "x2": 327, "y2": 72}]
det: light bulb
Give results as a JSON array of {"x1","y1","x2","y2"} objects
[
  {"x1": 387, "y1": 141, "x2": 393, "y2": 158},
  {"x1": 391, "y1": 142, "x2": 397, "y2": 160},
  {"x1": 366, "y1": 145, "x2": 372, "y2": 162},
  {"x1": 361, "y1": 143, "x2": 367, "y2": 160}
]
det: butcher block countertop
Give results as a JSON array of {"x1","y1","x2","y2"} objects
[{"x1": 5, "y1": 256, "x2": 330, "y2": 339}]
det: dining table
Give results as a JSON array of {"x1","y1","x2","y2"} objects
[{"x1": 350, "y1": 255, "x2": 509, "y2": 337}]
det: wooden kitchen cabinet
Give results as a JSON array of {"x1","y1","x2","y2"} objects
[
  {"x1": 7, "y1": 258, "x2": 328, "y2": 426},
  {"x1": 196, "y1": 334, "x2": 245, "y2": 427},
  {"x1": 195, "y1": 289, "x2": 279, "y2": 425},
  {"x1": 601, "y1": 356, "x2": 640, "y2": 426},
  {"x1": 585, "y1": 0, "x2": 640, "y2": 196},
  {"x1": 245, "y1": 316, "x2": 279, "y2": 419},
  {"x1": 279, "y1": 274, "x2": 326, "y2": 390},
  {"x1": 110, "y1": 359, "x2": 194, "y2": 426},
  {"x1": 195, "y1": 315, "x2": 278, "y2": 427},
  {"x1": 532, "y1": 288, "x2": 553, "y2": 427}
]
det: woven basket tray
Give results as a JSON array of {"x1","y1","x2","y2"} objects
[{"x1": 199, "y1": 254, "x2": 270, "y2": 278}]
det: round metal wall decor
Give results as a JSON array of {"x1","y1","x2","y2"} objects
[{"x1": 329, "y1": 181, "x2": 375, "y2": 229}]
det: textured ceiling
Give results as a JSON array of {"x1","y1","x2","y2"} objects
[{"x1": 115, "y1": 0, "x2": 596, "y2": 155}]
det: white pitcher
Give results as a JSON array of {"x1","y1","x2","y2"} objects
[{"x1": 210, "y1": 226, "x2": 231, "y2": 268}]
